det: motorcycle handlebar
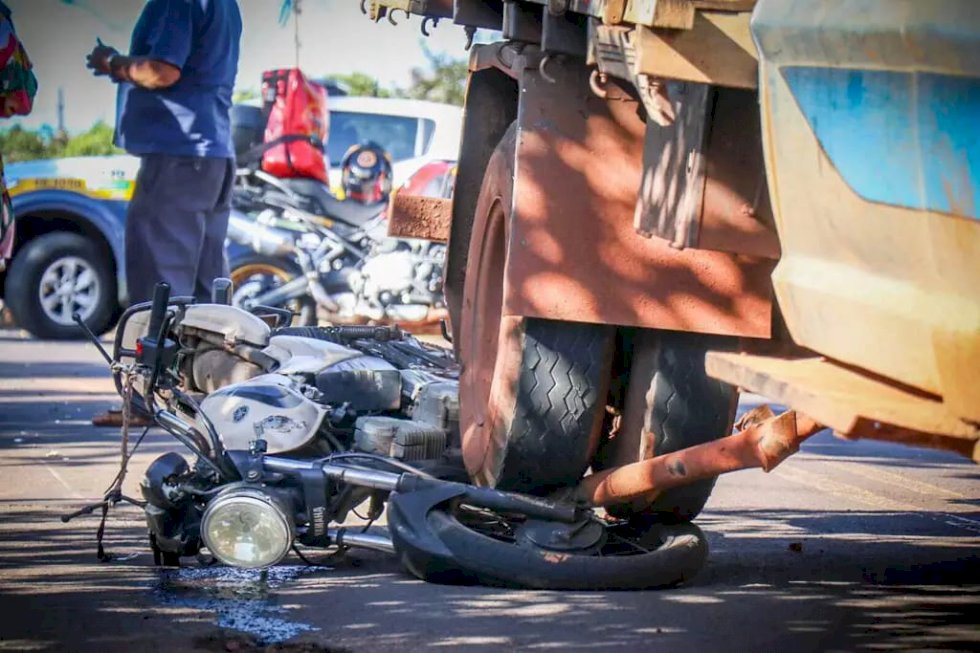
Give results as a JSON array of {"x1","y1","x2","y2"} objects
[{"x1": 146, "y1": 283, "x2": 171, "y2": 342}]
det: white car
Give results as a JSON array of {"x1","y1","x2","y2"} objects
[{"x1": 323, "y1": 96, "x2": 462, "y2": 191}]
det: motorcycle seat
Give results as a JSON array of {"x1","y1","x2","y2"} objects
[{"x1": 281, "y1": 178, "x2": 384, "y2": 227}]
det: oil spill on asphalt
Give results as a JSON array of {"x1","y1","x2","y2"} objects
[{"x1": 153, "y1": 565, "x2": 324, "y2": 645}]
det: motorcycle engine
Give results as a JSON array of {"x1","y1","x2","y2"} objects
[
  {"x1": 353, "y1": 416, "x2": 447, "y2": 462},
  {"x1": 359, "y1": 249, "x2": 417, "y2": 295},
  {"x1": 345, "y1": 243, "x2": 445, "y2": 322}
]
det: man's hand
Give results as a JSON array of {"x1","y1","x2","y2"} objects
[
  {"x1": 85, "y1": 39, "x2": 181, "y2": 89},
  {"x1": 86, "y1": 43, "x2": 118, "y2": 77}
]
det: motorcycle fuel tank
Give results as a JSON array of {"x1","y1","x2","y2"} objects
[{"x1": 198, "y1": 374, "x2": 326, "y2": 454}]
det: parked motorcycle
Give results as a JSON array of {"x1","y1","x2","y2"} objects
[
  {"x1": 227, "y1": 148, "x2": 448, "y2": 328},
  {"x1": 228, "y1": 186, "x2": 447, "y2": 327},
  {"x1": 66, "y1": 281, "x2": 707, "y2": 590}
]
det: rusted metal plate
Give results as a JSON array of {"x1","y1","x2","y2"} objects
[
  {"x1": 634, "y1": 81, "x2": 711, "y2": 249},
  {"x1": 506, "y1": 58, "x2": 774, "y2": 337},
  {"x1": 635, "y1": 83, "x2": 779, "y2": 258},
  {"x1": 387, "y1": 194, "x2": 452, "y2": 242},
  {"x1": 705, "y1": 351, "x2": 980, "y2": 461},
  {"x1": 635, "y1": 11, "x2": 758, "y2": 89},
  {"x1": 698, "y1": 87, "x2": 779, "y2": 257}
]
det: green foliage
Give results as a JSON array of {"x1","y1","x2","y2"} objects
[
  {"x1": 323, "y1": 46, "x2": 466, "y2": 106},
  {"x1": 397, "y1": 45, "x2": 467, "y2": 106},
  {"x1": 233, "y1": 88, "x2": 260, "y2": 104},
  {"x1": 0, "y1": 126, "x2": 50, "y2": 163},
  {"x1": 0, "y1": 121, "x2": 121, "y2": 162},
  {"x1": 59, "y1": 122, "x2": 119, "y2": 158},
  {"x1": 321, "y1": 73, "x2": 392, "y2": 98}
]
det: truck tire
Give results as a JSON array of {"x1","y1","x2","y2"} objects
[
  {"x1": 5, "y1": 232, "x2": 117, "y2": 340},
  {"x1": 459, "y1": 123, "x2": 614, "y2": 494},
  {"x1": 597, "y1": 329, "x2": 739, "y2": 523}
]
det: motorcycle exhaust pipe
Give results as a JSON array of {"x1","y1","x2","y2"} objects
[
  {"x1": 329, "y1": 528, "x2": 395, "y2": 554},
  {"x1": 320, "y1": 463, "x2": 581, "y2": 523},
  {"x1": 227, "y1": 213, "x2": 296, "y2": 258},
  {"x1": 323, "y1": 463, "x2": 399, "y2": 490},
  {"x1": 250, "y1": 275, "x2": 310, "y2": 309}
]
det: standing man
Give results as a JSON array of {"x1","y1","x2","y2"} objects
[
  {"x1": 86, "y1": 0, "x2": 242, "y2": 305},
  {"x1": 86, "y1": 0, "x2": 241, "y2": 427}
]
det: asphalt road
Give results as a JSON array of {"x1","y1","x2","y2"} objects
[{"x1": 0, "y1": 328, "x2": 977, "y2": 652}]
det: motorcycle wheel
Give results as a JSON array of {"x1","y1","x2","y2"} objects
[
  {"x1": 389, "y1": 491, "x2": 707, "y2": 590},
  {"x1": 229, "y1": 254, "x2": 316, "y2": 326}
]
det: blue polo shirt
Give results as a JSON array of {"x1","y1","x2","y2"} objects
[{"x1": 115, "y1": 0, "x2": 242, "y2": 158}]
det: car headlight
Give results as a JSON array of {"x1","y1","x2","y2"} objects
[{"x1": 201, "y1": 487, "x2": 293, "y2": 568}]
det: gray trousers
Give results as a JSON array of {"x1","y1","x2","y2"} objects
[{"x1": 125, "y1": 154, "x2": 235, "y2": 305}]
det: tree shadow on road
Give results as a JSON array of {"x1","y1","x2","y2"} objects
[{"x1": 1, "y1": 500, "x2": 977, "y2": 652}]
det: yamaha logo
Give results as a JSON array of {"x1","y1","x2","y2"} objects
[
  {"x1": 232, "y1": 405, "x2": 250, "y2": 423},
  {"x1": 312, "y1": 506, "x2": 326, "y2": 536}
]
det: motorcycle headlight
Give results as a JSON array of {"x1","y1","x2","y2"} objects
[{"x1": 201, "y1": 487, "x2": 293, "y2": 568}]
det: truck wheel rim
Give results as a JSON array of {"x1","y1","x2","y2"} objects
[
  {"x1": 459, "y1": 198, "x2": 510, "y2": 484},
  {"x1": 38, "y1": 256, "x2": 101, "y2": 326}
]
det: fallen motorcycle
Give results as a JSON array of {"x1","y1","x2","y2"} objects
[{"x1": 66, "y1": 281, "x2": 707, "y2": 591}]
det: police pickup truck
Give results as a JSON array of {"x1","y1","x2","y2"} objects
[{"x1": 2, "y1": 155, "x2": 137, "y2": 339}]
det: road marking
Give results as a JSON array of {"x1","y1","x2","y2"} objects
[
  {"x1": 943, "y1": 513, "x2": 980, "y2": 534},
  {"x1": 776, "y1": 464, "x2": 920, "y2": 511},
  {"x1": 774, "y1": 464, "x2": 980, "y2": 535},
  {"x1": 43, "y1": 464, "x2": 83, "y2": 499},
  {"x1": 811, "y1": 458, "x2": 969, "y2": 500}
]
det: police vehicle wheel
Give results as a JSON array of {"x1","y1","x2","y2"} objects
[{"x1": 5, "y1": 232, "x2": 117, "y2": 339}]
